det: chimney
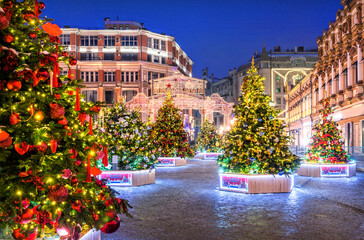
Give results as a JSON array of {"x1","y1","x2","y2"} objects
[{"x1": 274, "y1": 45, "x2": 281, "y2": 52}]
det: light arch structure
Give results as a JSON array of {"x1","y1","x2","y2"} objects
[{"x1": 125, "y1": 73, "x2": 234, "y2": 129}]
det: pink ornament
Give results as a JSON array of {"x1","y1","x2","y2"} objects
[{"x1": 61, "y1": 169, "x2": 72, "y2": 179}]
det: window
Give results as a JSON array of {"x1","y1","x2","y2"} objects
[
  {"x1": 104, "y1": 53, "x2": 115, "y2": 61},
  {"x1": 160, "y1": 73, "x2": 165, "y2": 78},
  {"x1": 153, "y1": 55, "x2": 159, "y2": 63},
  {"x1": 60, "y1": 34, "x2": 70, "y2": 45},
  {"x1": 154, "y1": 39, "x2": 159, "y2": 49},
  {"x1": 130, "y1": 72, "x2": 134, "y2": 82},
  {"x1": 161, "y1": 57, "x2": 166, "y2": 64},
  {"x1": 353, "y1": 62, "x2": 358, "y2": 85},
  {"x1": 147, "y1": 54, "x2": 151, "y2": 62},
  {"x1": 126, "y1": 72, "x2": 129, "y2": 82},
  {"x1": 104, "y1": 36, "x2": 115, "y2": 46},
  {"x1": 104, "y1": 71, "x2": 115, "y2": 82},
  {"x1": 342, "y1": 69, "x2": 348, "y2": 89},
  {"x1": 135, "y1": 71, "x2": 139, "y2": 82},
  {"x1": 81, "y1": 36, "x2": 98, "y2": 46},
  {"x1": 161, "y1": 40, "x2": 166, "y2": 51},
  {"x1": 105, "y1": 91, "x2": 114, "y2": 104},
  {"x1": 81, "y1": 72, "x2": 98, "y2": 82},
  {"x1": 276, "y1": 87, "x2": 281, "y2": 93},
  {"x1": 335, "y1": 74, "x2": 339, "y2": 93},
  {"x1": 121, "y1": 72, "x2": 124, "y2": 82},
  {"x1": 121, "y1": 53, "x2": 138, "y2": 61},
  {"x1": 152, "y1": 72, "x2": 158, "y2": 79},
  {"x1": 121, "y1": 36, "x2": 138, "y2": 46},
  {"x1": 276, "y1": 75, "x2": 281, "y2": 81},
  {"x1": 80, "y1": 53, "x2": 98, "y2": 61},
  {"x1": 82, "y1": 90, "x2": 98, "y2": 103},
  {"x1": 147, "y1": 38, "x2": 152, "y2": 48},
  {"x1": 263, "y1": 62, "x2": 268, "y2": 68}
]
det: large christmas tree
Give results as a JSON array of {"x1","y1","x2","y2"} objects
[
  {"x1": 195, "y1": 120, "x2": 221, "y2": 153},
  {"x1": 304, "y1": 96, "x2": 350, "y2": 164},
  {"x1": 99, "y1": 103, "x2": 158, "y2": 170},
  {"x1": 0, "y1": 1, "x2": 129, "y2": 239},
  {"x1": 150, "y1": 93, "x2": 194, "y2": 158},
  {"x1": 217, "y1": 60, "x2": 300, "y2": 174}
]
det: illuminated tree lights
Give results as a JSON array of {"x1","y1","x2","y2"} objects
[
  {"x1": 0, "y1": 1, "x2": 130, "y2": 239},
  {"x1": 150, "y1": 93, "x2": 194, "y2": 158},
  {"x1": 304, "y1": 96, "x2": 351, "y2": 164},
  {"x1": 195, "y1": 120, "x2": 221, "y2": 153},
  {"x1": 217, "y1": 60, "x2": 300, "y2": 174},
  {"x1": 98, "y1": 102, "x2": 158, "y2": 170}
]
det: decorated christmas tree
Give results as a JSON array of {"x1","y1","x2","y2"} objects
[
  {"x1": 304, "y1": 96, "x2": 350, "y2": 164},
  {"x1": 217, "y1": 60, "x2": 300, "y2": 174},
  {"x1": 0, "y1": 1, "x2": 129, "y2": 239},
  {"x1": 98, "y1": 102, "x2": 158, "y2": 170},
  {"x1": 150, "y1": 93, "x2": 194, "y2": 158},
  {"x1": 195, "y1": 120, "x2": 221, "y2": 153}
]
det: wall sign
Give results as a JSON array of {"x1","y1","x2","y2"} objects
[
  {"x1": 204, "y1": 153, "x2": 222, "y2": 159},
  {"x1": 100, "y1": 172, "x2": 132, "y2": 186},
  {"x1": 220, "y1": 174, "x2": 249, "y2": 192},
  {"x1": 156, "y1": 158, "x2": 176, "y2": 166},
  {"x1": 320, "y1": 166, "x2": 348, "y2": 177}
]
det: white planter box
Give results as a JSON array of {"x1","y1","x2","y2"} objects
[
  {"x1": 297, "y1": 163, "x2": 356, "y2": 177},
  {"x1": 156, "y1": 157, "x2": 187, "y2": 167},
  {"x1": 203, "y1": 152, "x2": 222, "y2": 160},
  {"x1": 99, "y1": 169, "x2": 155, "y2": 186},
  {"x1": 219, "y1": 173, "x2": 294, "y2": 194}
]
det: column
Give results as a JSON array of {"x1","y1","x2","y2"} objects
[
  {"x1": 318, "y1": 75, "x2": 323, "y2": 101},
  {"x1": 339, "y1": 60, "x2": 344, "y2": 91},
  {"x1": 347, "y1": 52, "x2": 352, "y2": 87},
  {"x1": 358, "y1": 44, "x2": 363, "y2": 82},
  {"x1": 331, "y1": 66, "x2": 336, "y2": 94}
]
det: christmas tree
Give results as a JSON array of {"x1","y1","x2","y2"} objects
[
  {"x1": 304, "y1": 96, "x2": 350, "y2": 164},
  {"x1": 150, "y1": 93, "x2": 194, "y2": 158},
  {"x1": 217, "y1": 60, "x2": 300, "y2": 174},
  {"x1": 98, "y1": 102, "x2": 158, "y2": 170},
  {"x1": 195, "y1": 120, "x2": 221, "y2": 153},
  {"x1": 0, "y1": 1, "x2": 129, "y2": 239}
]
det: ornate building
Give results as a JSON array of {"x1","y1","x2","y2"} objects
[
  {"x1": 236, "y1": 45, "x2": 318, "y2": 112},
  {"x1": 60, "y1": 19, "x2": 193, "y2": 105},
  {"x1": 287, "y1": 0, "x2": 364, "y2": 160}
]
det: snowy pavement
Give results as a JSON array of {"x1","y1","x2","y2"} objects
[{"x1": 104, "y1": 160, "x2": 364, "y2": 240}]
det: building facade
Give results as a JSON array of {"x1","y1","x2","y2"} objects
[
  {"x1": 287, "y1": 0, "x2": 364, "y2": 157},
  {"x1": 236, "y1": 45, "x2": 318, "y2": 113},
  {"x1": 60, "y1": 19, "x2": 193, "y2": 104}
]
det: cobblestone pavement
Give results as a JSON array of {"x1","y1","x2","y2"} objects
[{"x1": 103, "y1": 160, "x2": 364, "y2": 240}]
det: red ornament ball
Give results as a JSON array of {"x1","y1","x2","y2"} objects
[
  {"x1": 49, "y1": 102, "x2": 65, "y2": 120},
  {"x1": 62, "y1": 51, "x2": 69, "y2": 57},
  {"x1": 23, "y1": 11, "x2": 36, "y2": 21},
  {"x1": 10, "y1": 112, "x2": 20, "y2": 125},
  {"x1": 7, "y1": 80, "x2": 22, "y2": 91},
  {"x1": 0, "y1": 11, "x2": 10, "y2": 30},
  {"x1": 48, "y1": 184, "x2": 69, "y2": 203},
  {"x1": 38, "y1": 2, "x2": 46, "y2": 10},
  {"x1": 36, "y1": 68, "x2": 49, "y2": 81},
  {"x1": 69, "y1": 58, "x2": 77, "y2": 66},
  {"x1": 100, "y1": 215, "x2": 120, "y2": 234},
  {"x1": 0, "y1": 136, "x2": 12, "y2": 148},
  {"x1": 70, "y1": 176, "x2": 78, "y2": 185},
  {"x1": 29, "y1": 32, "x2": 37, "y2": 39},
  {"x1": 12, "y1": 227, "x2": 37, "y2": 240}
]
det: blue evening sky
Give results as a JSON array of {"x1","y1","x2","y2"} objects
[{"x1": 45, "y1": 0, "x2": 342, "y2": 78}]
